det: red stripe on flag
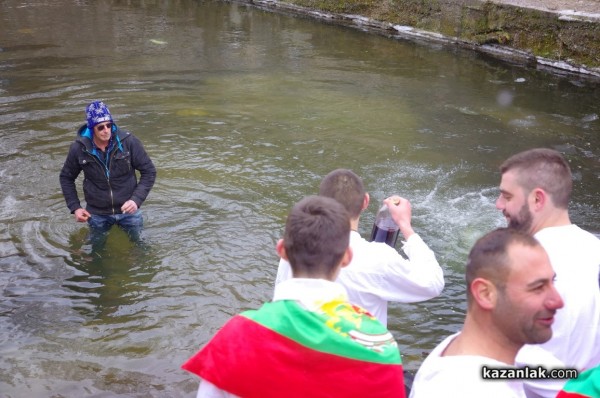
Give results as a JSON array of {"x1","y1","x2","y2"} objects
[
  {"x1": 556, "y1": 393, "x2": 592, "y2": 398},
  {"x1": 183, "y1": 315, "x2": 406, "y2": 398}
]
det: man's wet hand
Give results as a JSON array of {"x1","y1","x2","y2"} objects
[
  {"x1": 121, "y1": 200, "x2": 138, "y2": 214},
  {"x1": 74, "y1": 208, "x2": 91, "y2": 222}
]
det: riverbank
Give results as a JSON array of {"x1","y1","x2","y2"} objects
[{"x1": 232, "y1": 0, "x2": 600, "y2": 79}]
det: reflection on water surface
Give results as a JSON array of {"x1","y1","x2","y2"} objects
[{"x1": 1, "y1": 0, "x2": 599, "y2": 396}]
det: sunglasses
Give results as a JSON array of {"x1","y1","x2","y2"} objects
[{"x1": 95, "y1": 122, "x2": 112, "y2": 131}]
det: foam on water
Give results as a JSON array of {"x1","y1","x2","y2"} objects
[
  {"x1": 361, "y1": 161, "x2": 507, "y2": 370},
  {"x1": 363, "y1": 162, "x2": 505, "y2": 265}
]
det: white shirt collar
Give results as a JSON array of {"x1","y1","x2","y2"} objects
[{"x1": 273, "y1": 278, "x2": 348, "y2": 312}]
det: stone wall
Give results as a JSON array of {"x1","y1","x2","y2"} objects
[{"x1": 233, "y1": 0, "x2": 600, "y2": 79}]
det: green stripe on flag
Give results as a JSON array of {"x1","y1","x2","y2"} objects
[
  {"x1": 241, "y1": 300, "x2": 402, "y2": 364},
  {"x1": 560, "y1": 366, "x2": 600, "y2": 398}
]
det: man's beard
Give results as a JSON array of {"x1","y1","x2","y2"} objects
[{"x1": 507, "y1": 203, "x2": 533, "y2": 233}]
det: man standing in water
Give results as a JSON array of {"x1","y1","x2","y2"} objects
[
  {"x1": 59, "y1": 101, "x2": 156, "y2": 246},
  {"x1": 496, "y1": 148, "x2": 600, "y2": 397}
]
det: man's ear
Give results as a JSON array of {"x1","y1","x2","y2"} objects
[
  {"x1": 531, "y1": 188, "x2": 547, "y2": 211},
  {"x1": 276, "y1": 239, "x2": 288, "y2": 261},
  {"x1": 340, "y1": 247, "x2": 353, "y2": 268},
  {"x1": 471, "y1": 278, "x2": 497, "y2": 310},
  {"x1": 362, "y1": 193, "x2": 370, "y2": 211}
]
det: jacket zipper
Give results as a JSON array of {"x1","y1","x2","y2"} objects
[
  {"x1": 108, "y1": 148, "x2": 120, "y2": 214},
  {"x1": 86, "y1": 148, "x2": 116, "y2": 214}
]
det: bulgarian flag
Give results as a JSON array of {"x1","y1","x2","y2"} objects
[
  {"x1": 182, "y1": 299, "x2": 406, "y2": 398},
  {"x1": 556, "y1": 366, "x2": 600, "y2": 398}
]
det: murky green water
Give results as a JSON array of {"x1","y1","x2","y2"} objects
[{"x1": 1, "y1": 0, "x2": 599, "y2": 396}]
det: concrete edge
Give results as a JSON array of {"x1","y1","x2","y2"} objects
[{"x1": 234, "y1": 0, "x2": 600, "y2": 80}]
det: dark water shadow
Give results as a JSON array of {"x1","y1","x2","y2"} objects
[{"x1": 62, "y1": 227, "x2": 158, "y2": 320}]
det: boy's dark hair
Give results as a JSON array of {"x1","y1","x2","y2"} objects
[
  {"x1": 284, "y1": 195, "x2": 350, "y2": 279},
  {"x1": 319, "y1": 169, "x2": 365, "y2": 220}
]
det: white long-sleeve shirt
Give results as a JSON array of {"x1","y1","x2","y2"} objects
[{"x1": 275, "y1": 231, "x2": 445, "y2": 326}]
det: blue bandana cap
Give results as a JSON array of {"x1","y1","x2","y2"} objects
[{"x1": 86, "y1": 101, "x2": 113, "y2": 130}]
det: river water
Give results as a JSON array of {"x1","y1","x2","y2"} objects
[{"x1": 1, "y1": 0, "x2": 599, "y2": 396}]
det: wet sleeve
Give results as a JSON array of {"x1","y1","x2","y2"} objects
[
  {"x1": 129, "y1": 135, "x2": 156, "y2": 207},
  {"x1": 59, "y1": 143, "x2": 83, "y2": 213}
]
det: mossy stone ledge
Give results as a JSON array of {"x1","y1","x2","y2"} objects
[{"x1": 233, "y1": 0, "x2": 600, "y2": 79}]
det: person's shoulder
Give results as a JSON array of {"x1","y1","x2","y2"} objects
[
  {"x1": 116, "y1": 127, "x2": 134, "y2": 140},
  {"x1": 537, "y1": 224, "x2": 600, "y2": 249},
  {"x1": 117, "y1": 129, "x2": 149, "y2": 152},
  {"x1": 412, "y1": 376, "x2": 524, "y2": 398},
  {"x1": 68, "y1": 133, "x2": 89, "y2": 152},
  {"x1": 572, "y1": 225, "x2": 600, "y2": 244},
  {"x1": 516, "y1": 344, "x2": 565, "y2": 367},
  {"x1": 411, "y1": 359, "x2": 474, "y2": 397},
  {"x1": 537, "y1": 224, "x2": 598, "y2": 238},
  {"x1": 412, "y1": 355, "x2": 525, "y2": 398},
  {"x1": 349, "y1": 238, "x2": 407, "y2": 273}
]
